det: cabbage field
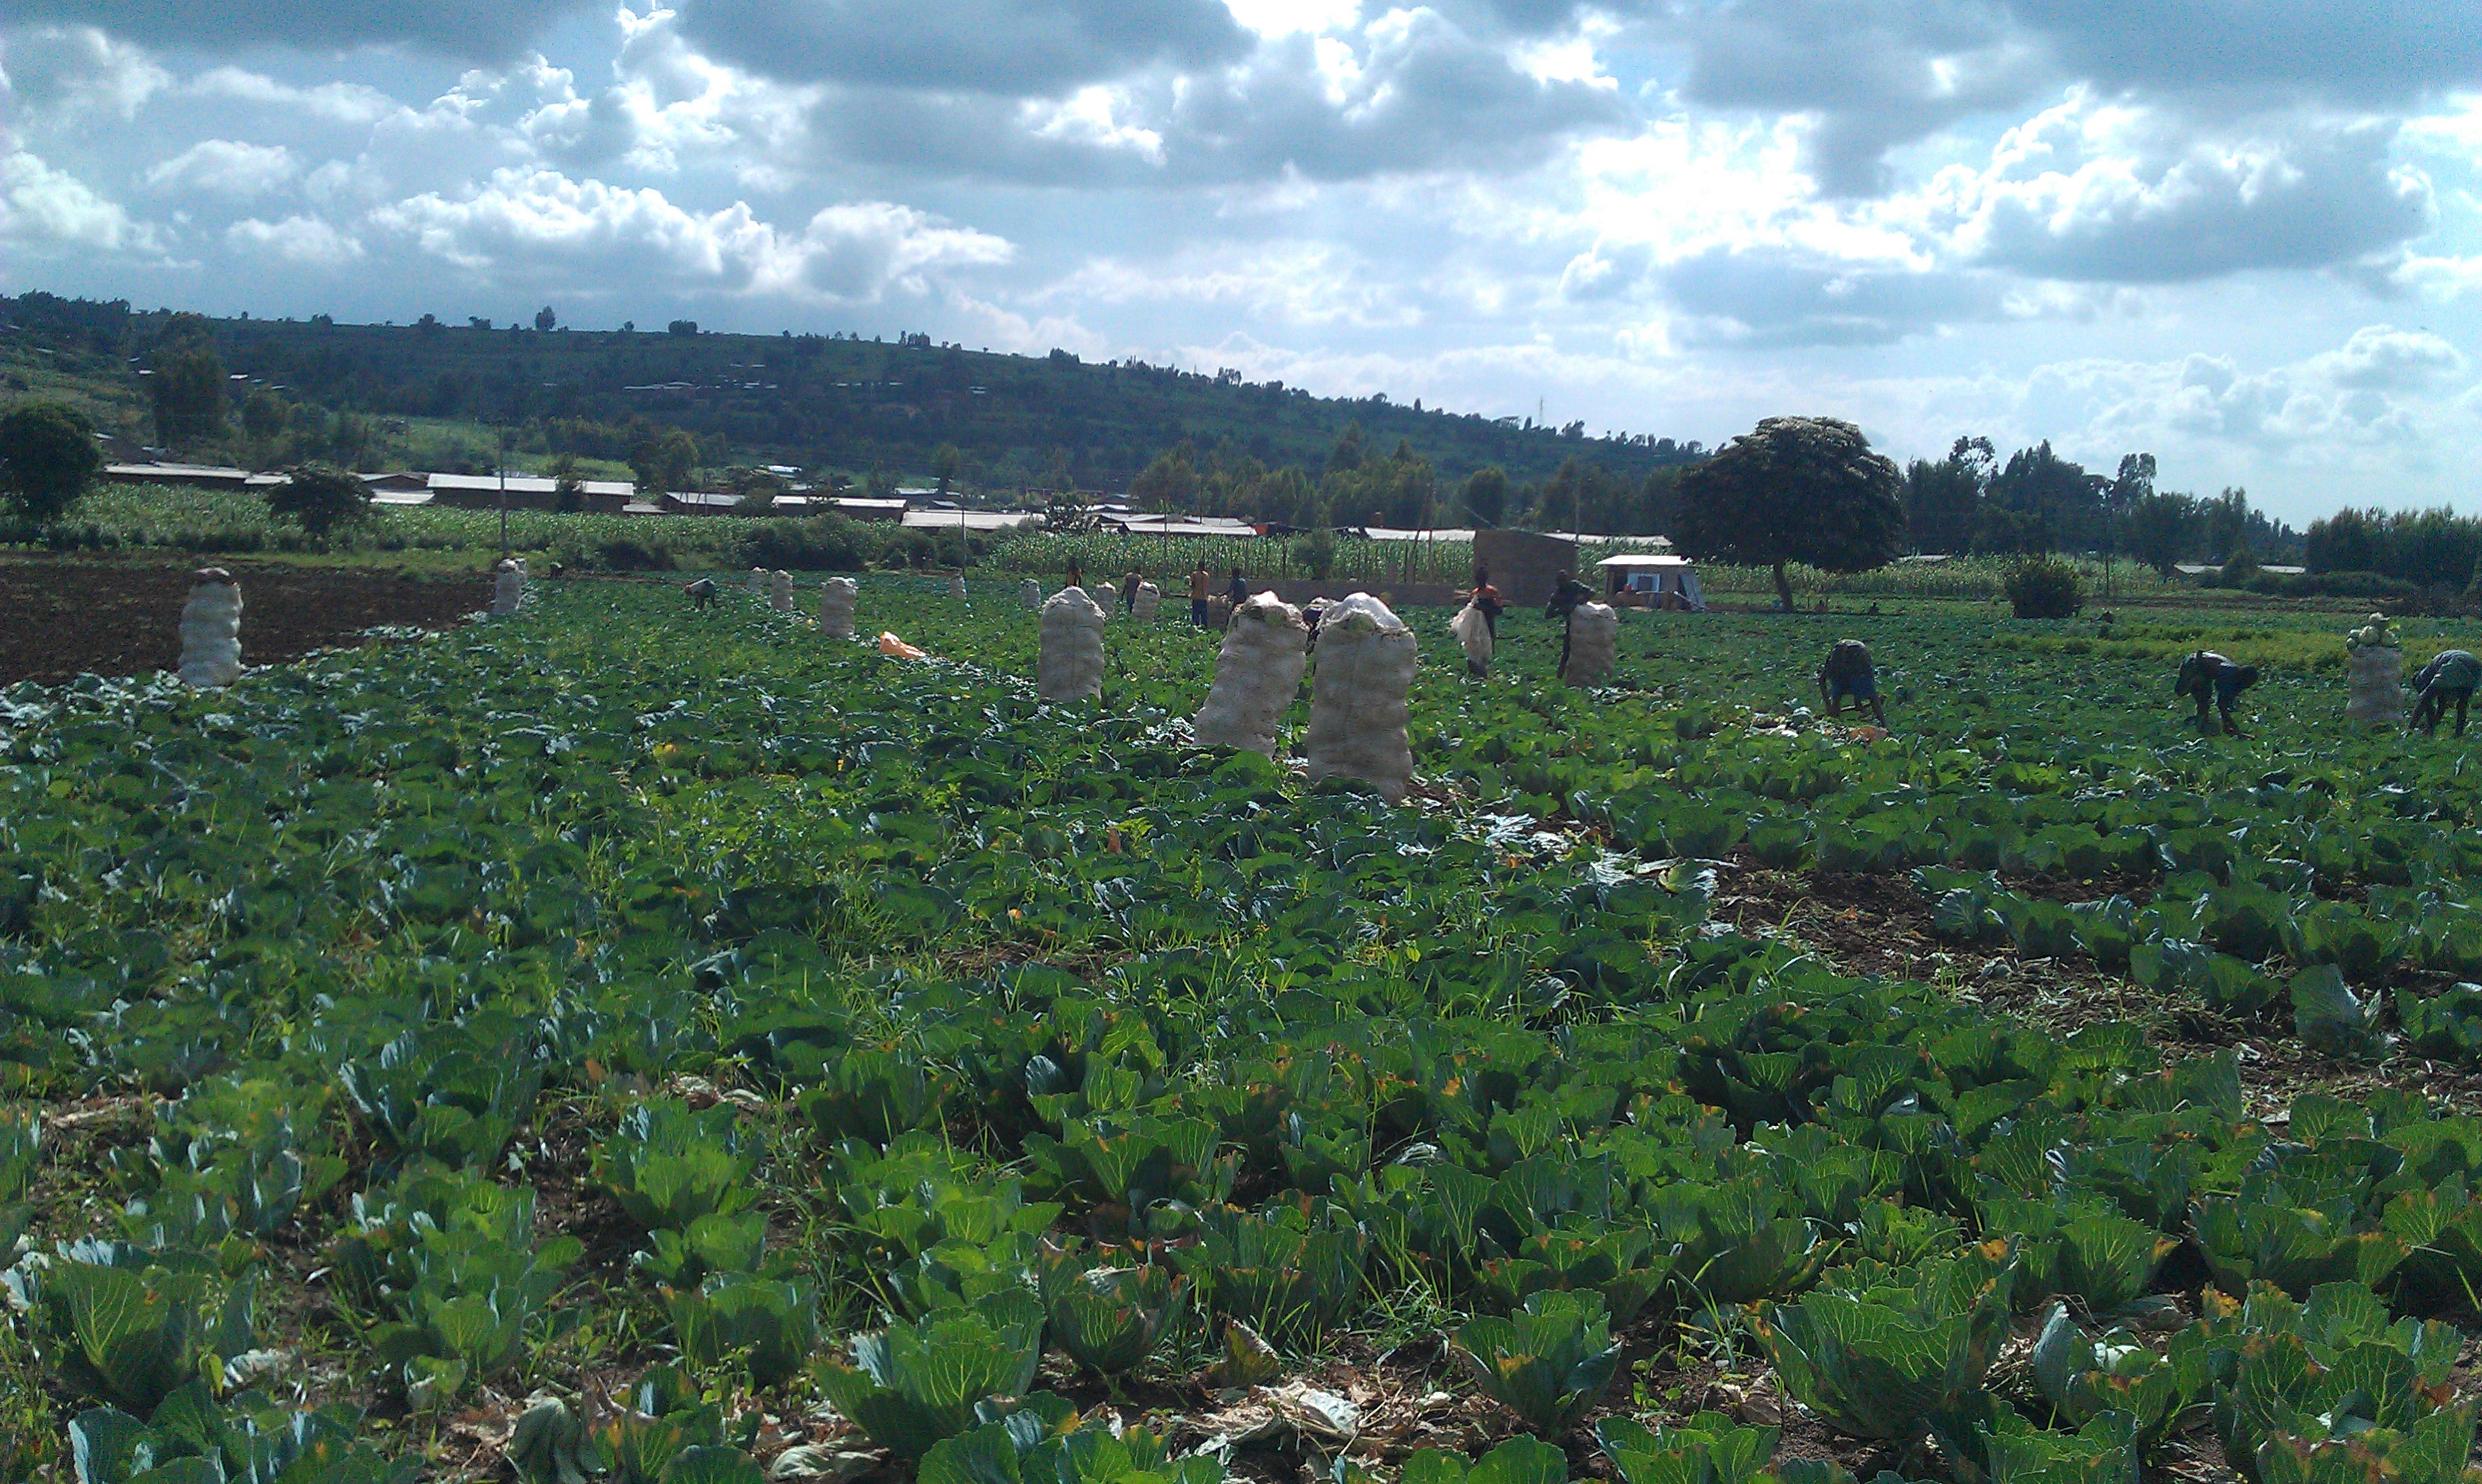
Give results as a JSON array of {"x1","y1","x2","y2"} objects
[{"x1": 9, "y1": 580, "x2": 2482, "y2": 1484}]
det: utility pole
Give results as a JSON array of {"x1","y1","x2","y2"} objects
[{"x1": 496, "y1": 426, "x2": 513, "y2": 561}]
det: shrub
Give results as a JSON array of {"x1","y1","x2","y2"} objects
[
  {"x1": 2004, "y1": 556, "x2": 2086, "y2": 619},
  {"x1": 0, "y1": 401, "x2": 102, "y2": 525},
  {"x1": 266, "y1": 462, "x2": 371, "y2": 538}
]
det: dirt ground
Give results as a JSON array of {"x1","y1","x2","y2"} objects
[{"x1": 0, "y1": 556, "x2": 490, "y2": 687}]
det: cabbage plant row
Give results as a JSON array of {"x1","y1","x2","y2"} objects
[{"x1": 4, "y1": 582, "x2": 2481, "y2": 1484}]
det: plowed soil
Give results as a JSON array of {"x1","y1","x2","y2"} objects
[{"x1": 0, "y1": 556, "x2": 489, "y2": 687}]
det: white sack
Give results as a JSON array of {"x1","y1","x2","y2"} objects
[
  {"x1": 770, "y1": 569, "x2": 795, "y2": 614},
  {"x1": 178, "y1": 569, "x2": 243, "y2": 689},
  {"x1": 746, "y1": 566, "x2": 766, "y2": 593},
  {"x1": 491, "y1": 559, "x2": 526, "y2": 617},
  {"x1": 1305, "y1": 591, "x2": 1417, "y2": 802},
  {"x1": 1450, "y1": 604, "x2": 1493, "y2": 668},
  {"x1": 1192, "y1": 593, "x2": 1308, "y2": 754},
  {"x1": 2347, "y1": 645, "x2": 2404, "y2": 725},
  {"x1": 1038, "y1": 586, "x2": 1108, "y2": 702},
  {"x1": 950, "y1": 573, "x2": 967, "y2": 601},
  {"x1": 1022, "y1": 579, "x2": 1043, "y2": 611},
  {"x1": 819, "y1": 577, "x2": 859, "y2": 639},
  {"x1": 1563, "y1": 602, "x2": 1619, "y2": 686},
  {"x1": 1134, "y1": 582, "x2": 1160, "y2": 623}
]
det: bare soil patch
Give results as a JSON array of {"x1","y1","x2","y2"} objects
[{"x1": 0, "y1": 555, "x2": 488, "y2": 687}]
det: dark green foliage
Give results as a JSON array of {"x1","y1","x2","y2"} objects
[
  {"x1": 1675, "y1": 416, "x2": 1906, "y2": 610},
  {"x1": 2004, "y1": 557, "x2": 2087, "y2": 620},
  {"x1": 265, "y1": 461, "x2": 371, "y2": 538},
  {"x1": 0, "y1": 400, "x2": 102, "y2": 523}
]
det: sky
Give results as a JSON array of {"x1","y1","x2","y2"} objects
[{"x1": 1, "y1": 2, "x2": 2478, "y2": 521}]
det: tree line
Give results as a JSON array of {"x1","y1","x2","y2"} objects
[{"x1": 1900, "y1": 437, "x2": 2300, "y2": 569}]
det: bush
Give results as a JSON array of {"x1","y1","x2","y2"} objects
[
  {"x1": 2004, "y1": 556, "x2": 2086, "y2": 619},
  {"x1": 598, "y1": 537, "x2": 676, "y2": 572},
  {"x1": 266, "y1": 463, "x2": 370, "y2": 538},
  {"x1": 0, "y1": 401, "x2": 102, "y2": 525}
]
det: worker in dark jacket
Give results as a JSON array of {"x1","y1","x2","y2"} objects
[
  {"x1": 1818, "y1": 639, "x2": 1887, "y2": 726},
  {"x1": 2175, "y1": 650, "x2": 2257, "y2": 736},
  {"x1": 2411, "y1": 649, "x2": 2482, "y2": 736},
  {"x1": 1547, "y1": 573, "x2": 1594, "y2": 678}
]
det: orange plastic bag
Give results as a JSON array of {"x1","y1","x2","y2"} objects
[{"x1": 878, "y1": 631, "x2": 929, "y2": 660}]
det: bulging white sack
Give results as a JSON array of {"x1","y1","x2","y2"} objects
[
  {"x1": 491, "y1": 559, "x2": 525, "y2": 617},
  {"x1": 1134, "y1": 582, "x2": 1160, "y2": 623},
  {"x1": 1022, "y1": 579, "x2": 1043, "y2": 610},
  {"x1": 1450, "y1": 604, "x2": 1492, "y2": 669},
  {"x1": 1192, "y1": 593, "x2": 1307, "y2": 754},
  {"x1": 1305, "y1": 591, "x2": 1416, "y2": 802},
  {"x1": 746, "y1": 567, "x2": 766, "y2": 593},
  {"x1": 819, "y1": 577, "x2": 858, "y2": 639},
  {"x1": 1038, "y1": 586, "x2": 1108, "y2": 702},
  {"x1": 178, "y1": 569, "x2": 243, "y2": 689},
  {"x1": 1563, "y1": 602, "x2": 1619, "y2": 686},
  {"x1": 770, "y1": 569, "x2": 795, "y2": 613},
  {"x1": 950, "y1": 573, "x2": 967, "y2": 601},
  {"x1": 2347, "y1": 645, "x2": 2404, "y2": 724}
]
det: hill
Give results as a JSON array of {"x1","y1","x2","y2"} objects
[{"x1": 0, "y1": 290, "x2": 1701, "y2": 504}]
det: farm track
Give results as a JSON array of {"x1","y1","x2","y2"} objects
[{"x1": 0, "y1": 555, "x2": 489, "y2": 687}]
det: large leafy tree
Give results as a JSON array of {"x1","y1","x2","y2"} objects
[
  {"x1": 266, "y1": 462, "x2": 370, "y2": 538},
  {"x1": 1674, "y1": 416, "x2": 1905, "y2": 611},
  {"x1": 0, "y1": 401, "x2": 103, "y2": 525},
  {"x1": 149, "y1": 316, "x2": 227, "y2": 448},
  {"x1": 2122, "y1": 491, "x2": 2200, "y2": 576}
]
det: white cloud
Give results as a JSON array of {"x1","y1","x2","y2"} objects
[
  {"x1": 0, "y1": 26, "x2": 168, "y2": 119},
  {"x1": 144, "y1": 138, "x2": 294, "y2": 197},
  {"x1": 187, "y1": 66, "x2": 397, "y2": 125},
  {"x1": 226, "y1": 213, "x2": 362, "y2": 267},
  {"x1": 370, "y1": 168, "x2": 1012, "y2": 303},
  {"x1": 1, "y1": 141, "x2": 164, "y2": 253}
]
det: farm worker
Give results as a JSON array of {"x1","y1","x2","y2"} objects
[
  {"x1": 1189, "y1": 563, "x2": 1212, "y2": 627},
  {"x1": 1817, "y1": 639, "x2": 1887, "y2": 727},
  {"x1": 2174, "y1": 650, "x2": 2258, "y2": 737},
  {"x1": 1120, "y1": 571, "x2": 1142, "y2": 614},
  {"x1": 1465, "y1": 565, "x2": 1506, "y2": 645},
  {"x1": 2411, "y1": 649, "x2": 2482, "y2": 737},
  {"x1": 684, "y1": 577, "x2": 717, "y2": 610},
  {"x1": 1227, "y1": 566, "x2": 1252, "y2": 609},
  {"x1": 1546, "y1": 572, "x2": 1592, "y2": 676},
  {"x1": 1066, "y1": 558, "x2": 1084, "y2": 592}
]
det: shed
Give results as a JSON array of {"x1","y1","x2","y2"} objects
[{"x1": 1596, "y1": 553, "x2": 1705, "y2": 610}]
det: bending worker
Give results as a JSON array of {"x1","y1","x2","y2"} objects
[
  {"x1": 2175, "y1": 649, "x2": 2258, "y2": 737},
  {"x1": 1817, "y1": 639, "x2": 1887, "y2": 727},
  {"x1": 2412, "y1": 649, "x2": 2481, "y2": 737}
]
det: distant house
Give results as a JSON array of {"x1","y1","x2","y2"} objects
[
  {"x1": 899, "y1": 509, "x2": 1047, "y2": 533},
  {"x1": 427, "y1": 473, "x2": 633, "y2": 512}
]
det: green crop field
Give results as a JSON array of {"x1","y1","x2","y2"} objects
[{"x1": 8, "y1": 583, "x2": 2482, "y2": 1484}]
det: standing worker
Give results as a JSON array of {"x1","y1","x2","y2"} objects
[
  {"x1": 1066, "y1": 557, "x2": 1084, "y2": 593},
  {"x1": 2411, "y1": 649, "x2": 2482, "y2": 737},
  {"x1": 2175, "y1": 649, "x2": 2258, "y2": 737},
  {"x1": 1546, "y1": 572, "x2": 1592, "y2": 678},
  {"x1": 1818, "y1": 639, "x2": 1888, "y2": 727},
  {"x1": 1227, "y1": 566, "x2": 1251, "y2": 610},
  {"x1": 1466, "y1": 566, "x2": 1505, "y2": 643},
  {"x1": 1120, "y1": 570, "x2": 1142, "y2": 614},
  {"x1": 1189, "y1": 561, "x2": 1212, "y2": 627}
]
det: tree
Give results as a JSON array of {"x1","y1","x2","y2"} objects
[
  {"x1": 630, "y1": 428, "x2": 700, "y2": 499},
  {"x1": 2122, "y1": 491, "x2": 2200, "y2": 576},
  {"x1": 1903, "y1": 448, "x2": 1985, "y2": 554},
  {"x1": 668, "y1": 320, "x2": 698, "y2": 336},
  {"x1": 551, "y1": 453, "x2": 586, "y2": 512},
  {"x1": 535, "y1": 305, "x2": 558, "y2": 332},
  {"x1": 149, "y1": 323, "x2": 227, "y2": 447},
  {"x1": 1674, "y1": 416, "x2": 1905, "y2": 611},
  {"x1": 1462, "y1": 466, "x2": 1509, "y2": 526},
  {"x1": 1130, "y1": 442, "x2": 1201, "y2": 511},
  {"x1": 0, "y1": 401, "x2": 103, "y2": 524},
  {"x1": 266, "y1": 462, "x2": 370, "y2": 538},
  {"x1": 930, "y1": 442, "x2": 963, "y2": 496}
]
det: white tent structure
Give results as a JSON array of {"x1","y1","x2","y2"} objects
[{"x1": 1596, "y1": 553, "x2": 1705, "y2": 610}]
